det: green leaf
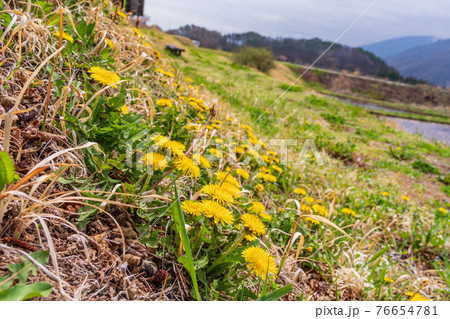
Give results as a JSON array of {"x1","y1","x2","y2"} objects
[
  {"x1": 0, "y1": 151, "x2": 17, "y2": 190},
  {"x1": 257, "y1": 284, "x2": 292, "y2": 301},
  {"x1": 0, "y1": 282, "x2": 52, "y2": 301},
  {"x1": 364, "y1": 245, "x2": 390, "y2": 268},
  {"x1": 0, "y1": 275, "x2": 13, "y2": 290},
  {"x1": 193, "y1": 255, "x2": 209, "y2": 270},
  {"x1": 173, "y1": 184, "x2": 201, "y2": 301},
  {"x1": 7, "y1": 262, "x2": 31, "y2": 284},
  {"x1": 28, "y1": 250, "x2": 50, "y2": 266},
  {"x1": 6, "y1": 251, "x2": 49, "y2": 284},
  {"x1": 235, "y1": 286, "x2": 258, "y2": 301}
]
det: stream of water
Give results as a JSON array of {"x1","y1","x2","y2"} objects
[{"x1": 333, "y1": 98, "x2": 450, "y2": 145}]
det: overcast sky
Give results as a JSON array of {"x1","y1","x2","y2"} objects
[{"x1": 143, "y1": 0, "x2": 450, "y2": 47}]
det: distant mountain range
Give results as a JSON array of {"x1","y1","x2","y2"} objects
[
  {"x1": 361, "y1": 36, "x2": 439, "y2": 59},
  {"x1": 361, "y1": 36, "x2": 450, "y2": 88}
]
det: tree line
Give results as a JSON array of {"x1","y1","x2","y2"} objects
[{"x1": 168, "y1": 25, "x2": 426, "y2": 85}]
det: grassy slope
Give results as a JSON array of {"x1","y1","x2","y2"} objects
[
  {"x1": 169, "y1": 44, "x2": 449, "y2": 203},
  {"x1": 1, "y1": 0, "x2": 448, "y2": 300},
  {"x1": 146, "y1": 31, "x2": 450, "y2": 299}
]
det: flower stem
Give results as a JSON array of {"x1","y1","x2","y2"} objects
[{"x1": 206, "y1": 233, "x2": 245, "y2": 273}]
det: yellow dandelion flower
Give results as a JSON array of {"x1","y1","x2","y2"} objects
[
  {"x1": 245, "y1": 234, "x2": 256, "y2": 241},
  {"x1": 261, "y1": 155, "x2": 272, "y2": 164},
  {"x1": 192, "y1": 154, "x2": 211, "y2": 168},
  {"x1": 382, "y1": 191, "x2": 391, "y2": 197},
  {"x1": 226, "y1": 117, "x2": 234, "y2": 122},
  {"x1": 215, "y1": 138, "x2": 224, "y2": 144},
  {"x1": 247, "y1": 149, "x2": 260, "y2": 158},
  {"x1": 405, "y1": 292, "x2": 429, "y2": 301},
  {"x1": 175, "y1": 156, "x2": 200, "y2": 179},
  {"x1": 106, "y1": 38, "x2": 115, "y2": 48},
  {"x1": 208, "y1": 148, "x2": 223, "y2": 158},
  {"x1": 271, "y1": 164, "x2": 283, "y2": 173},
  {"x1": 185, "y1": 124, "x2": 201, "y2": 131},
  {"x1": 248, "y1": 202, "x2": 265, "y2": 214},
  {"x1": 189, "y1": 101, "x2": 203, "y2": 112},
  {"x1": 164, "y1": 140, "x2": 186, "y2": 157},
  {"x1": 257, "y1": 172, "x2": 277, "y2": 183},
  {"x1": 255, "y1": 184, "x2": 264, "y2": 192},
  {"x1": 54, "y1": 32, "x2": 74, "y2": 43},
  {"x1": 236, "y1": 147, "x2": 245, "y2": 154},
  {"x1": 151, "y1": 135, "x2": 170, "y2": 147},
  {"x1": 216, "y1": 171, "x2": 239, "y2": 187},
  {"x1": 200, "y1": 200, "x2": 234, "y2": 225},
  {"x1": 133, "y1": 27, "x2": 143, "y2": 37},
  {"x1": 235, "y1": 168, "x2": 249, "y2": 180},
  {"x1": 155, "y1": 98, "x2": 173, "y2": 108},
  {"x1": 312, "y1": 204, "x2": 327, "y2": 216},
  {"x1": 242, "y1": 246, "x2": 277, "y2": 279},
  {"x1": 201, "y1": 184, "x2": 235, "y2": 205},
  {"x1": 402, "y1": 196, "x2": 410, "y2": 201},
  {"x1": 271, "y1": 157, "x2": 280, "y2": 163},
  {"x1": 142, "y1": 152, "x2": 167, "y2": 171},
  {"x1": 342, "y1": 208, "x2": 356, "y2": 216},
  {"x1": 268, "y1": 151, "x2": 277, "y2": 157},
  {"x1": 197, "y1": 113, "x2": 205, "y2": 120},
  {"x1": 221, "y1": 182, "x2": 241, "y2": 198},
  {"x1": 117, "y1": 11, "x2": 127, "y2": 19},
  {"x1": 260, "y1": 166, "x2": 271, "y2": 174},
  {"x1": 438, "y1": 207, "x2": 447, "y2": 214},
  {"x1": 301, "y1": 204, "x2": 311, "y2": 212},
  {"x1": 259, "y1": 212, "x2": 272, "y2": 221},
  {"x1": 241, "y1": 213, "x2": 265, "y2": 237},
  {"x1": 305, "y1": 246, "x2": 313, "y2": 252},
  {"x1": 155, "y1": 68, "x2": 174, "y2": 77},
  {"x1": 119, "y1": 104, "x2": 129, "y2": 114},
  {"x1": 303, "y1": 196, "x2": 315, "y2": 203},
  {"x1": 88, "y1": 67, "x2": 121, "y2": 88},
  {"x1": 249, "y1": 136, "x2": 259, "y2": 146},
  {"x1": 384, "y1": 277, "x2": 394, "y2": 283},
  {"x1": 305, "y1": 217, "x2": 320, "y2": 225},
  {"x1": 294, "y1": 188, "x2": 306, "y2": 195},
  {"x1": 181, "y1": 200, "x2": 203, "y2": 216}
]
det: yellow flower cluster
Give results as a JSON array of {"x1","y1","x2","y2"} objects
[
  {"x1": 156, "y1": 98, "x2": 173, "y2": 108},
  {"x1": 257, "y1": 172, "x2": 277, "y2": 183},
  {"x1": 342, "y1": 208, "x2": 356, "y2": 216},
  {"x1": 54, "y1": 31, "x2": 74, "y2": 43}
]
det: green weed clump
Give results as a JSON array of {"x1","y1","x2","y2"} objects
[
  {"x1": 412, "y1": 160, "x2": 440, "y2": 174},
  {"x1": 234, "y1": 46, "x2": 275, "y2": 73}
]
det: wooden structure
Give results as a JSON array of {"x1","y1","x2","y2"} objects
[
  {"x1": 125, "y1": 0, "x2": 144, "y2": 16},
  {"x1": 166, "y1": 44, "x2": 185, "y2": 56}
]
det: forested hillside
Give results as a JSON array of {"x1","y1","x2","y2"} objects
[{"x1": 168, "y1": 25, "x2": 424, "y2": 84}]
